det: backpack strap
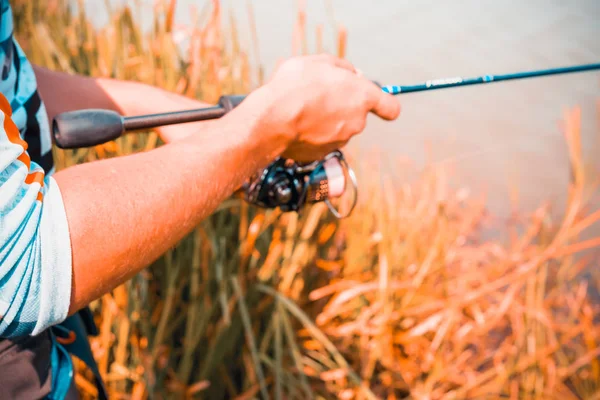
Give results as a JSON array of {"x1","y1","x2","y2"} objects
[
  {"x1": 50, "y1": 309, "x2": 109, "y2": 400},
  {"x1": 47, "y1": 327, "x2": 74, "y2": 400}
]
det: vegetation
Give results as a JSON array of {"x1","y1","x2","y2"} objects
[{"x1": 12, "y1": 0, "x2": 600, "y2": 399}]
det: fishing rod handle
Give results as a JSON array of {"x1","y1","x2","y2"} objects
[{"x1": 52, "y1": 95, "x2": 247, "y2": 149}]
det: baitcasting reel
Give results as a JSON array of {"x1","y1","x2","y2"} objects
[
  {"x1": 241, "y1": 150, "x2": 357, "y2": 218},
  {"x1": 52, "y1": 95, "x2": 359, "y2": 218}
]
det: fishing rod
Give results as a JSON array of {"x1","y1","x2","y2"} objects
[
  {"x1": 52, "y1": 62, "x2": 600, "y2": 218},
  {"x1": 380, "y1": 62, "x2": 600, "y2": 95}
]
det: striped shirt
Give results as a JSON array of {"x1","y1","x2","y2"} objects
[{"x1": 0, "y1": 0, "x2": 72, "y2": 338}]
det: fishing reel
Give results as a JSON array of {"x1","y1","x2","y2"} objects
[{"x1": 240, "y1": 150, "x2": 358, "y2": 218}]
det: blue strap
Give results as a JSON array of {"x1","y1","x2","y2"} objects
[
  {"x1": 47, "y1": 327, "x2": 74, "y2": 400},
  {"x1": 52, "y1": 313, "x2": 109, "y2": 400},
  {"x1": 47, "y1": 311, "x2": 109, "y2": 400}
]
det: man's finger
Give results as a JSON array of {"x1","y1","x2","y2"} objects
[
  {"x1": 309, "y1": 53, "x2": 357, "y2": 73},
  {"x1": 365, "y1": 82, "x2": 401, "y2": 121},
  {"x1": 333, "y1": 58, "x2": 357, "y2": 73}
]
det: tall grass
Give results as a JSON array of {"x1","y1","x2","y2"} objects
[{"x1": 12, "y1": 0, "x2": 600, "y2": 399}]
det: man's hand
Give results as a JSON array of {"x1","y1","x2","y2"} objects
[
  {"x1": 158, "y1": 54, "x2": 401, "y2": 148},
  {"x1": 258, "y1": 54, "x2": 401, "y2": 161}
]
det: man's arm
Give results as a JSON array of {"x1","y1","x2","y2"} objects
[
  {"x1": 0, "y1": 82, "x2": 285, "y2": 337},
  {"x1": 33, "y1": 65, "x2": 210, "y2": 143},
  {"x1": 1, "y1": 54, "x2": 399, "y2": 336}
]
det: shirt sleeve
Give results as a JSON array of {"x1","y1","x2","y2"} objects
[{"x1": 0, "y1": 92, "x2": 72, "y2": 338}]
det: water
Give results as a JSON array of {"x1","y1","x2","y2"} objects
[{"x1": 86, "y1": 0, "x2": 600, "y2": 219}]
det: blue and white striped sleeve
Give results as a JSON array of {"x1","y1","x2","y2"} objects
[{"x1": 0, "y1": 93, "x2": 72, "y2": 338}]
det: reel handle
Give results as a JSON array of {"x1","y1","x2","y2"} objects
[{"x1": 52, "y1": 95, "x2": 247, "y2": 149}]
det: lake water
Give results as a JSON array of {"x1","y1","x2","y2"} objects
[{"x1": 85, "y1": 0, "x2": 600, "y2": 220}]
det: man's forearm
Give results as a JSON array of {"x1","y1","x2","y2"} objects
[{"x1": 54, "y1": 87, "x2": 288, "y2": 314}]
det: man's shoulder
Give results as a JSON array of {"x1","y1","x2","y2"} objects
[{"x1": 0, "y1": 0, "x2": 54, "y2": 174}]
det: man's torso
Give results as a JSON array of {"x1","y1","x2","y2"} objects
[{"x1": 1, "y1": 0, "x2": 57, "y2": 398}]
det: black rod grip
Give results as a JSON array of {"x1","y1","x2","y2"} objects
[
  {"x1": 52, "y1": 94, "x2": 249, "y2": 149},
  {"x1": 53, "y1": 109, "x2": 125, "y2": 149}
]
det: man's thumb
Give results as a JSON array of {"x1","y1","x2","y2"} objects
[{"x1": 372, "y1": 93, "x2": 401, "y2": 121}]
